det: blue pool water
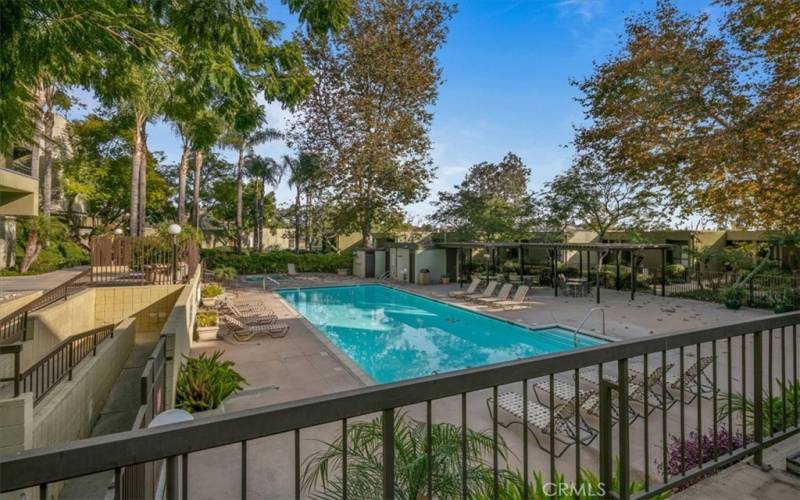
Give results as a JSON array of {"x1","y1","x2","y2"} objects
[{"x1": 278, "y1": 285, "x2": 606, "y2": 384}]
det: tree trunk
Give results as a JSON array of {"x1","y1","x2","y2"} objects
[
  {"x1": 29, "y1": 83, "x2": 45, "y2": 179},
  {"x1": 305, "y1": 190, "x2": 312, "y2": 251},
  {"x1": 295, "y1": 188, "x2": 301, "y2": 252},
  {"x1": 130, "y1": 114, "x2": 144, "y2": 236},
  {"x1": 256, "y1": 180, "x2": 263, "y2": 251},
  {"x1": 138, "y1": 123, "x2": 147, "y2": 236},
  {"x1": 235, "y1": 145, "x2": 244, "y2": 253},
  {"x1": 193, "y1": 149, "x2": 203, "y2": 229},
  {"x1": 177, "y1": 142, "x2": 190, "y2": 224},
  {"x1": 41, "y1": 89, "x2": 55, "y2": 216},
  {"x1": 19, "y1": 230, "x2": 41, "y2": 273}
]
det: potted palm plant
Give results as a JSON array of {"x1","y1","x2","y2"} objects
[
  {"x1": 201, "y1": 283, "x2": 224, "y2": 307},
  {"x1": 195, "y1": 311, "x2": 220, "y2": 341},
  {"x1": 175, "y1": 351, "x2": 246, "y2": 417}
]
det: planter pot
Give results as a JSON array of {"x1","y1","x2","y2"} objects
[
  {"x1": 441, "y1": 277, "x2": 450, "y2": 285},
  {"x1": 201, "y1": 297, "x2": 218, "y2": 307},
  {"x1": 196, "y1": 325, "x2": 220, "y2": 341},
  {"x1": 192, "y1": 403, "x2": 225, "y2": 418},
  {"x1": 417, "y1": 272, "x2": 431, "y2": 285},
  {"x1": 337, "y1": 268, "x2": 350, "y2": 276}
]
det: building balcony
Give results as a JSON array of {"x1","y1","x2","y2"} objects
[{"x1": 0, "y1": 164, "x2": 38, "y2": 217}]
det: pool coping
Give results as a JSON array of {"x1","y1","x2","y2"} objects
[{"x1": 272, "y1": 282, "x2": 618, "y2": 386}]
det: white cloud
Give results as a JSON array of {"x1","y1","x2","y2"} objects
[{"x1": 556, "y1": 0, "x2": 606, "y2": 21}]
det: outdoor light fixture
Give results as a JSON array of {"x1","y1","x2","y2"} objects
[
  {"x1": 113, "y1": 228, "x2": 123, "y2": 236},
  {"x1": 168, "y1": 223, "x2": 182, "y2": 283}
]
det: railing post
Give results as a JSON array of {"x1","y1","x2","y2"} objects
[
  {"x1": 13, "y1": 347, "x2": 20, "y2": 397},
  {"x1": 68, "y1": 340, "x2": 74, "y2": 381},
  {"x1": 599, "y1": 379, "x2": 615, "y2": 500},
  {"x1": 752, "y1": 330, "x2": 765, "y2": 468},
  {"x1": 617, "y1": 359, "x2": 630, "y2": 500},
  {"x1": 93, "y1": 330, "x2": 98, "y2": 356},
  {"x1": 383, "y1": 408, "x2": 395, "y2": 500}
]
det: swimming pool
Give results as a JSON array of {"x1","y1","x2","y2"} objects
[{"x1": 278, "y1": 285, "x2": 606, "y2": 384}]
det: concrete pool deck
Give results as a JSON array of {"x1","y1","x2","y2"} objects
[{"x1": 187, "y1": 275, "x2": 794, "y2": 499}]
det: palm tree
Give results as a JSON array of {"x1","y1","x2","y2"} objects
[
  {"x1": 284, "y1": 153, "x2": 322, "y2": 251},
  {"x1": 244, "y1": 154, "x2": 284, "y2": 251},
  {"x1": 220, "y1": 104, "x2": 281, "y2": 252},
  {"x1": 302, "y1": 411, "x2": 503, "y2": 500}
]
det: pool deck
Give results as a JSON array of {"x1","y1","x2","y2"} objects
[{"x1": 187, "y1": 275, "x2": 798, "y2": 499}]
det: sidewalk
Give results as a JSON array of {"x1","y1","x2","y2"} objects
[{"x1": 0, "y1": 266, "x2": 88, "y2": 294}]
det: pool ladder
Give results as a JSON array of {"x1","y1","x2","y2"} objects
[
  {"x1": 574, "y1": 307, "x2": 605, "y2": 346},
  {"x1": 377, "y1": 271, "x2": 391, "y2": 281}
]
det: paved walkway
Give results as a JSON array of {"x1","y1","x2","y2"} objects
[
  {"x1": 0, "y1": 266, "x2": 88, "y2": 294},
  {"x1": 59, "y1": 330, "x2": 160, "y2": 500}
]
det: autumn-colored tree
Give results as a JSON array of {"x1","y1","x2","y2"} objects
[
  {"x1": 573, "y1": 0, "x2": 799, "y2": 230},
  {"x1": 291, "y1": 0, "x2": 456, "y2": 248}
]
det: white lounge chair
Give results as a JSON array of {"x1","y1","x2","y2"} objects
[
  {"x1": 668, "y1": 356, "x2": 715, "y2": 402},
  {"x1": 223, "y1": 315, "x2": 289, "y2": 342},
  {"x1": 476, "y1": 283, "x2": 513, "y2": 305},
  {"x1": 448, "y1": 278, "x2": 480, "y2": 298},
  {"x1": 491, "y1": 285, "x2": 530, "y2": 310},
  {"x1": 487, "y1": 391, "x2": 597, "y2": 458},
  {"x1": 463, "y1": 281, "x2": 498, "y2": 302}
]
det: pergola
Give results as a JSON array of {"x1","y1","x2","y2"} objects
[{"x1": 436, "y1": 241, "x2": 674, "y2": 304}]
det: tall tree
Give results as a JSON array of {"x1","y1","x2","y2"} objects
[
  {"x1": 283, "y1": 152, "x2": 322, "y2": 251},
  {"x1": 573, "y1": 0, "x2": 799, "y2": 229},
  {"x1": 220, "y1": 103, "x2": 281, "y2": 251},
  {"x1": 432, "y1": 153, "x2": 536, "y2": 241},
  {"x1": 543, "y1": 158, "x2": 665, "y2": 241},
  {"x1": 0, "y1": 0, "x2": 166, "y2": 151},
  {"x1": 245, "y1": 155, "x2": 285, "y2": 251},
  {"x1": 291, "y1": 0, "x2": 456, "y2": 248}
]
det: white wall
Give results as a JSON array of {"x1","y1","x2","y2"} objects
[{"x1": 415, "y1": 249, "x2": 447, "y2": 284}]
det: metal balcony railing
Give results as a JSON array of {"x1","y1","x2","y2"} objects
[{"x1": 1, "y1": 312, "x2": 799, "y2": 499}]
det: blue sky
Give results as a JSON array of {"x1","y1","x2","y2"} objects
[{"x1": 68, "y1": 0, "x2": 716, "y2": 221}]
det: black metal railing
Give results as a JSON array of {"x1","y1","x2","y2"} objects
[
  {"x1": 0, "y1": 269, "x2": 91, "y2": 344},
  {"x1": 11, "y1": 324, "x2": 116, "y2": 404},
  {"x1": 1, "y1": 313, "x2": 799, "y2": 499}
]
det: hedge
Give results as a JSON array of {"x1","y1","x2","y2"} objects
[{"x1": 201, "y1": 249, "x2": 353, "y2": 274}]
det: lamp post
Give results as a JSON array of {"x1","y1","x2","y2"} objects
[{"x1": 168, "y1": 224, "x2": 182, "y2": 284}]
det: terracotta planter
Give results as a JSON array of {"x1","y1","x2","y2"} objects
[
  {"x1": 441, "y1": 277, "x2": 450, "y2": 285},
  {"x1": 196, "y1": 325, "x2": 220, "y2": 341}
]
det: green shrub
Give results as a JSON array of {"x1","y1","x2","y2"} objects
[
  {"x1": 724, "y1": 286, "x2": 745, "y2": 310},
  {"x1": 11, "y1": 239, "x2": 89, "y2": 274},
  {"x1": 201, "y1": 248, "x2": 353, "y2": 274},
  {"x1": 196, "y1": 311, "x2": 218, "y2": 327},
  {"x1": 175, "y1": 351, "x2": 246, "y2": 413},
  {"x1": 213, "y1": 266, "x2": 237, "y2": 281},
  {"x1": 666, "y1": 264, "x2": 687, "y2": 281},
  {"x1": 202, "y1": 283, "x2": 224, "y2": 298},
  {"x1": 770, "y1": 289, "x2": 800, "y2": 313}
]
